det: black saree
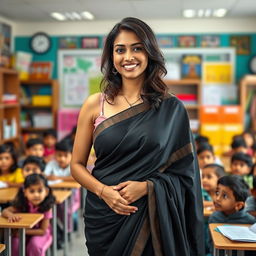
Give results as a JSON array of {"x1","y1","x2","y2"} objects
[{"x1": 84, "y1": 95, "x2": 205, "y2": 256}]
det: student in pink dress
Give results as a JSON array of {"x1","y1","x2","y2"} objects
[{"x1": 2, "y1": 174, "x2": 55, "y2": 256}]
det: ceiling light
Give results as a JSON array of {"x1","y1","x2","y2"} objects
[
  {"x1": 213, "y1": 8, "x2": 227, "y2": 17},
  {"x1": 204, "y1": 9, "x2": 212, "y2": 17},
  {"x1": 81, "y1": 11, "x2": 94, "y2": 20},
  {"x1": 72, "y1": 12, "x2": 82, "y2": 20},
  {"x1": 51, "y1": 12, "x2": 66, "y2": 21},
  {"x1": 183, "y1": 9, "x2": 196, "y2": 18},
  {"x1": 65, "y1": 12, "x2": 75, "y2": 20}
]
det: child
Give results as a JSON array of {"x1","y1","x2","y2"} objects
[
  {"x1": 2, "y1": 174, "x2": 55, "y2": 256},
  {"x1": 19, "y1": 138, "x2": 45, "y2": 167},
  {"x1": 230, "y1": 152, "x2": 253, "y2": 188},
  {"x1": 231, "y1": 136, "x2": 248, "y2": 155},
  {"x1": 25, "y1": 138, "x2": 45, "y2": 158},
  {"x1": 245, "y1": 176, "x2": 256, "y2": 217},
  {"x1": 22, "y1": 156, "x2": 46, "y2": 179},
  {"x1": 208, "y1": 175, "x2": 255, "y2": 255},
  {"x1": 195, "y1": 135, "x2": 209, "y2": 150},
  {"x1": 44, "y1": 139, "x2": 73, "y2": 181},
  {"x1": 197, "y1": 143, "x2": 216, "y2": 170},
  {"x1": 0, "y1": 143, "x2": 24, "y2": 187},
  {"x1": 202, "y1": 163, "x2": 226, "y2": 207},
  {"x1": 202, "y1": 163, "x2": 226, "y2": 255},
  {"x1": 242, "y1": 130, "x2": 255, "y2": 156},
  {"x1": 43, "y1": 129, "x2": 57, "y2": 163}
]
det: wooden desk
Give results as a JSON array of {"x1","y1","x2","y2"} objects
[
  {"x1": 0, "y1": 244, "x2": 5, "y2": 253},
  {"x1": 0, "y1": 188, "x2": 71, "y2": 256},
  {"x1": 50, "y1": 181, "x2": 81, "y2": 189},
  {"x1": 209, "y1": 223, "x2": 256, "y2": 256},
  {"x1": 0, "y1": 187, "x2": 18, "y2": 203},
  {"x1": 52, "y1": 190, "x2": 72, "y2": 256},
  {"x1": 0, "y1": 213, "x2": 43, "y2": 256}
]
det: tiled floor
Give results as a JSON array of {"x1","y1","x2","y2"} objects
[{"x1": 57, "y1": 215, "x2": 89, "y2": 256}]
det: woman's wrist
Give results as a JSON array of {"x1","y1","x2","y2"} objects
[{"x1": 141, "y1": 181, "x2": 148, "y2": 196}]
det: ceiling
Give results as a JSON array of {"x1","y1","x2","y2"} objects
[{"x1": 0, "y1": 0, "x2": 255, "y2": 22}]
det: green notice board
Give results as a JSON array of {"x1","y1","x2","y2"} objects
[{"x1": 58, "y1": 49, "x2": 102, "y2": 108}]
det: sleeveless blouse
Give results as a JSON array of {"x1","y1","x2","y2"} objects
[{"x1": 94, "y1": 93, "x2": 107, "y2": 130}]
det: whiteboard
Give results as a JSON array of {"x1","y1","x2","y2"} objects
[{"x1": 58, "y1": 49, "x2": 102, "y2": 108}]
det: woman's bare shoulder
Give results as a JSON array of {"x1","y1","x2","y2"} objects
[{"x1": 79, "y1": 93, "x2": 101, "y2": 121}]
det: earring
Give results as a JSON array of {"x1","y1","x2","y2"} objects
[{"x1": 112, "y1": 67, "x2": 118, "y2": 75}]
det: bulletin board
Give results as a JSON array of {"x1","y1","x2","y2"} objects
[{"x1": 58, "y1": 49, "x2": 102, "y2": 108}]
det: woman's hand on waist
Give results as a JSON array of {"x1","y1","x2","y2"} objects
[
  {"x1": 101, "y1": 185, "x2": 138, "y2": 215},
  {"x1": 113, "y1": 181, "x2": 148, "y2": 204}
]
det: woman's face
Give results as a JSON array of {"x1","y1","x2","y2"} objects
[{"x1": 113, "y1": 30, "x2": 148, "y2": 83}]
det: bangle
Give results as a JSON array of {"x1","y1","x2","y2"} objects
[{"x1": 99, "y1": 185, "x2": 106, "y2": 199}]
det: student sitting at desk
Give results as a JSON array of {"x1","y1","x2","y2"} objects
[
  {"x1": 22, "y1": 156, "x2": 46, "y2": 179},
  {"x1": 2, "y1": 174, "x2": 55, "y2": 256},
  {"x1": 208, "y1": 175, "x2": 255, "y2": 256},
  {"x1": 230, "y1": 152, "x2": 254, "y2": 188},
  {"x1": 0, "y1": 143, "x2": 24, "y2": 187},
  {"x1": 18, "y1": 138, "x2": 45, "y2": 167},
  {"x1": 44, "y1": 139, "x2": 73, "y2": 181}
]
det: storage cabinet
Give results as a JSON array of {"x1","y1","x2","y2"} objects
[
  {"x1": 164, "y1": 79, "x2": 201, "y2": 132},
  {"x1": 0, "y1": 68, "x2": 21, "y2": 146},
  {"x1": 20, "y1": 80, "x2": 59, "y2": 137},
  {"x1": 240, "y1": 75, "x2": 256, "y2": 131}
]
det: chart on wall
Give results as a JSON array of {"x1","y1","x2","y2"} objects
[{"x1": 58, "y1": 49, "x2": 102, "y2": 108}]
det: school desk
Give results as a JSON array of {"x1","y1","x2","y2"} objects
[
  {"x1": 0, "y1": 244, "x2": 5, "y2": 253},
  {"x1": 209, "y1": 223, "x2": 256, "y2": 256},
  {"x1": 0, "y1": 187, "x2": 72, "y2": 256},
  {"x1": 52, "y1": 190, "x2": 72, "y2": 256},
  {"x1": 0, "y1": 213, "x2": 43, "y2": 256},
  {"x1": 50, "y1": 180, "x2": 81, "y2": 189}
]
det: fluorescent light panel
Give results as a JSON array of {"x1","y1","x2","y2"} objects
[
  {"x1": 183, "y1": 8, "x2": 227, "y2": 18},
  {"x1": 51, "y1": 11, "x2": 94, "y2": 21}
]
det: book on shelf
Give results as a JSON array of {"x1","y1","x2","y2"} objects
[
  {"x1": 217, "y1": 223, "x2": 256, "y2": 242},
  {"x1": 176, "y1": 93, "x2": 197, "y2": 105},
  {"x1": 29, "y1": 61, "x2": 53, "y2": 80},
  {"x1": 181, "y1": 54, "x2": 202, "y2": 79},
  {"x1": 2, "y1": 93, "x2": 18, "y2": 104}
]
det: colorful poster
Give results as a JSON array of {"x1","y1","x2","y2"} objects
[{"x1": 203, "y1": 63, "x2": 233, "y2": 84}]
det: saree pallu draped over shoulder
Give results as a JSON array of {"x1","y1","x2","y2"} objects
[{"x1": 84, "y1": 95, "x2": 205, "y2": 256}]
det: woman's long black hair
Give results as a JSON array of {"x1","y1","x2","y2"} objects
[
  {"x1": 0, "y1": 143, "x2": 18, "y2": 174},
  {"x1": 100, "y1": 17, "x2": 168, "y2": 108},
  {"x1": 12, "y1": 174, "x2": 55, "y2": 213}
]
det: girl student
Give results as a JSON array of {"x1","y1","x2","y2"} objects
[
  {"x1": 2, "y1": 173, "x2": 55, "y2": 256},
  {"x1": 0, "y1": 143, "x2": 24, "y2": 187}
]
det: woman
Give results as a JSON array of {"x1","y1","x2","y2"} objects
[{"x1": 71, "y1": 17, "x2": 204, "y2": 256}]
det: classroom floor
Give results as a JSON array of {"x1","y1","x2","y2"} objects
[{"x1": 57, "y1": 216, "x2": 89, "y2": 256}]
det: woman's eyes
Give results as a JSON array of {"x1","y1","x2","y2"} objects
[{"x1": 115, "y1": 46, "x2": 143, "y2": 54}]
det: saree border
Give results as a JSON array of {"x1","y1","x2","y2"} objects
[
  {"x1": 130, "y1": 143, "x2": 193, "y2": 255},
  {"x1": 93, "y1": 102, "x2": 150, "y2": 142}
]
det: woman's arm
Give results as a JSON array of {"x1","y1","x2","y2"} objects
[
  {"x1": 71, "y1": 94, "x2": 137, "y2": 215},
  {"x1": 26, "y1": 218, "x2": 50, "y2": 236},
  {"x1": 2, "y1": 206, "x2": 21, "y2": 222}
]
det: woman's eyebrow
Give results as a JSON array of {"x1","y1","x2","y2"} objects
[{"x1": 114, "y1": 42, "x2": 142, "y2": 48}]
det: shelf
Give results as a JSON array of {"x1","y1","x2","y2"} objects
[
  {"x1": 21, "y1": 104, "x2": 52, "y2": 109},
  {"x1": 2, "y1": 103, "x2": 20, "y2": 108},
  {"x1": 184, "y1": 105, "x2": 199, "y2": 109},
  {"x1": 2, "y1": 136, "x2": 19, "y2": 144},
  {"x1": 164, "y1": 79, "x2": 201, "y2": 86},
  {"x1": 21, "y1": 127, "x2": 52, "y2": 132},
  {"x1": 0, "y1": 68, "x2": 19, "y2": 75},
  {"x1": 20, "y1": 79, "x2": 53, "y2": 84}
]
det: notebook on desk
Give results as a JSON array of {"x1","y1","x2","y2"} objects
[{"x1": 217, "y1": 223, "x2": 256, "y2": 242}]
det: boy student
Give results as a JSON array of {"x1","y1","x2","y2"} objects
[
  {"x1": 245, "y1": 176, "x2": 256, "y2": 217},
  {"x1": 22, "y1": 155, "x2": 46, "y2": 178},
  {"x1": 230, "y1": 152, "x2": 253, "y2": 188},
  {"x1": 208, "y1": 175, "x2": 255, "y2": 256},
  {"x1": 44, "y1": 139, "x2": 73, "y2": 181},
  {"x1": 18, "y1": 138, "x2": 44, "y2": 167}
]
